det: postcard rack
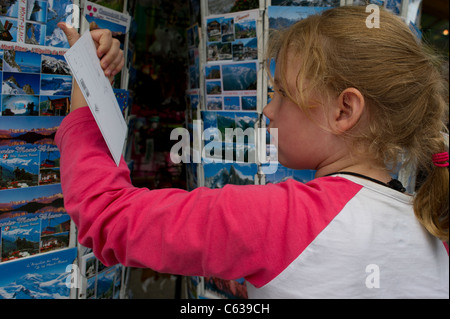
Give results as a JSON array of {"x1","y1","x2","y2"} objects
[{"x1": 0, "y1": 0, "x2": 131, "y2": 300}]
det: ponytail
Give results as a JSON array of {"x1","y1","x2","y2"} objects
[{"x1": 414, "y1": 139, "x2": 449, "y2": 243}]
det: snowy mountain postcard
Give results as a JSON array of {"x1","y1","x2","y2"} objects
[
  {"x1": 262, "y1": 163, "x2": 315, "y2": 184},
  {"x1": 0, "y1": 115, "x2": 63, "y2": 148},
  {"x1": 44, "y1": 0, "x2": 74, "y2": 48},
  {"x1": 0, "y1": 184, "x2": 70, "y2": 261},
  {"x1": 0, "y1": 247, "x2": 77, "y2": 299},
  {"x1": 204, "y1": 162, "x2": 257, "y2": 188},
  {"x1": 222, "y1": 62, "x2": 257, "y2": 91},
  {"x1": 2, "y1": 71, "x2": 41, "y2": 95},
  {"x1": 0, "y1": 147, "x2": 39, "y2": 188},
  {"x1": 0, "y1": 116, "x2": 63, "y2": 189},
  {"x1": 204, "y1": 61, "x2": 258, "y2": 112},
  {"x1": 40, "y1": 73, "x2": 72, "y2": 96},
  {"x1": 2, "y1": 49, "x2": 42, "y2": 74}
]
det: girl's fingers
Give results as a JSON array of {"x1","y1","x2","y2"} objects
[
  {"x1": 90, "y1": 28, "x2": 124, "y2": 77},
  {"x1": 57, "y1": 22, "x2": 80, "y2": 47},
  {"x1": 58, "y1": 26, "x2": 124, "y2": 78},
  {"x1": 91, "y1": 29, "x2": 113, "y2": 58},
  {"x1": 102, "y1": 40, "x2": 123, "y2": 76},
  {"x1": 108, "y1": 50, "x2": 125, "y2": 76}
]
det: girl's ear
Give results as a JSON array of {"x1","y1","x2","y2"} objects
[{"x1": 332, "y1": 88, "x2": 365, "y2": 134}]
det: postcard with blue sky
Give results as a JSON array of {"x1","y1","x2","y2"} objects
[{"x1": 0, "y1": 247, "x2": 77, "y2": 299}]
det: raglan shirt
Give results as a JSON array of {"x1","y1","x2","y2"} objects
[{"x1": 55, "y1": 107, "x2": 449, "y2": 298}]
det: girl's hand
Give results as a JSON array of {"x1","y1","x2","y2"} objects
[
  {"x1": 58, "y1": 22, "x2": 124, "y2": 80},
  {"x1": 57, "y1": 22, "x2": 125, "y2": 111}
]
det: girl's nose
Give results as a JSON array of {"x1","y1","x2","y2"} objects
[{"x1": 263, "y1": 100, "x2": 274, "y2": 121}]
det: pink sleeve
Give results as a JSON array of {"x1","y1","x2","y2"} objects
[{"x1": 55, "y1": 107, "x2": 362, "y2": 287}]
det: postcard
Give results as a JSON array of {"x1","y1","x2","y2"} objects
[
  {"x1": 2, "y1": 71, "x2": 41, "y2": 95},
  {"x1": 0, "y1": 115, "x2": 62, "y2": 147},
  {"x1": 0, "y1": 183, "x2": 66, "y2": 219},
  {"x1": 270, "y1": 0, "x2": 339, "y2": 6},
  {"x1": 2, "y1": 49, "x2": 42, "y2": 73},
  {"x1": 204, "y1": 61, "x2": 258, "y2": 112},
  {"x1": 44, "y1": 0, "x2": 74, "y2": 48},
  {"x1": 262, "y1": 163, "x2": 315, "y2": 184},
  {"x1": 206, "y1": 10, "x2": 258, "y2": 63},
  {"x1": 25, "y1": 21, "x2": 46, "y2": 46},
  {"x1": 64, "y1": 30, "x2": 127, "y2": 166},
  {"x1": 0, "y1": 184, "x2": 70, "y2": 263},
  {"x1": 84, "y1": 0, "x2": 131, "y2": 48},
  {"x1": 0, "y1": 247, "x2": 77, "y2": 299},
  {"x1": 204, "y1": 276, "x2": 248, "y2": 299},
  {"x1": 0, "y1": 116, "x2": 63, "y2": 188},
  {"x1": 80, "y1": 252, "x2": 123, "y2": 299},
  {"x1": 207, "y1": 0, "x2": 238, "y2": 15},
  {"x1": 40, "y1": 73, "x2": 72, "y2": 96},
  {"x1": 203, "y1": 162, "x2": 257, "y2": 188},
  {"x1": 268, "y1": 5, "x2": 330, "y2": 30},
  {"x1": 0, "y1": 16, "x2": 18, "y2": 42},
  {"x1": 88, "y1": 0, "x2": 125, "y2": 12},
  {"x1": 0, "y1": 148, "x2": 39, "y2": 187},
  {"x1": 26, "y1": 0, "x2": 48, "y2": 24},
  {"x1": 1, "y1": 1, "x2": 20, "y2": 19},
  {"x1": 0, "y1": 42, "x2": 72, "y2": 117}
]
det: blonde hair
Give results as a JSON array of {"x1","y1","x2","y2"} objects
[{"x1": 266, "y1": 6, "x2": 449, "y2": 242}]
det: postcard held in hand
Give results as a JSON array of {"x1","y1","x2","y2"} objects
[{"x1": 64, "y1": 30, "x2": 127, "y2": 166}]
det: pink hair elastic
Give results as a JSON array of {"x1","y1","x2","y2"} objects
[{"x1": 432, "y1": 152, "x2": 449, "y2": 167}]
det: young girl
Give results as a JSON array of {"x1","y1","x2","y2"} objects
[{"x1": 56, "y1": 6, "x2": 448, "y2": 299}]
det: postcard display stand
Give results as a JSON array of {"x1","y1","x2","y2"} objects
[
  {"x1": 184, "y1": 0, "x2": 421, "y2": 299},
  {"x1": 0, "y1": 0, "x2": 132, "y2": 299}
]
